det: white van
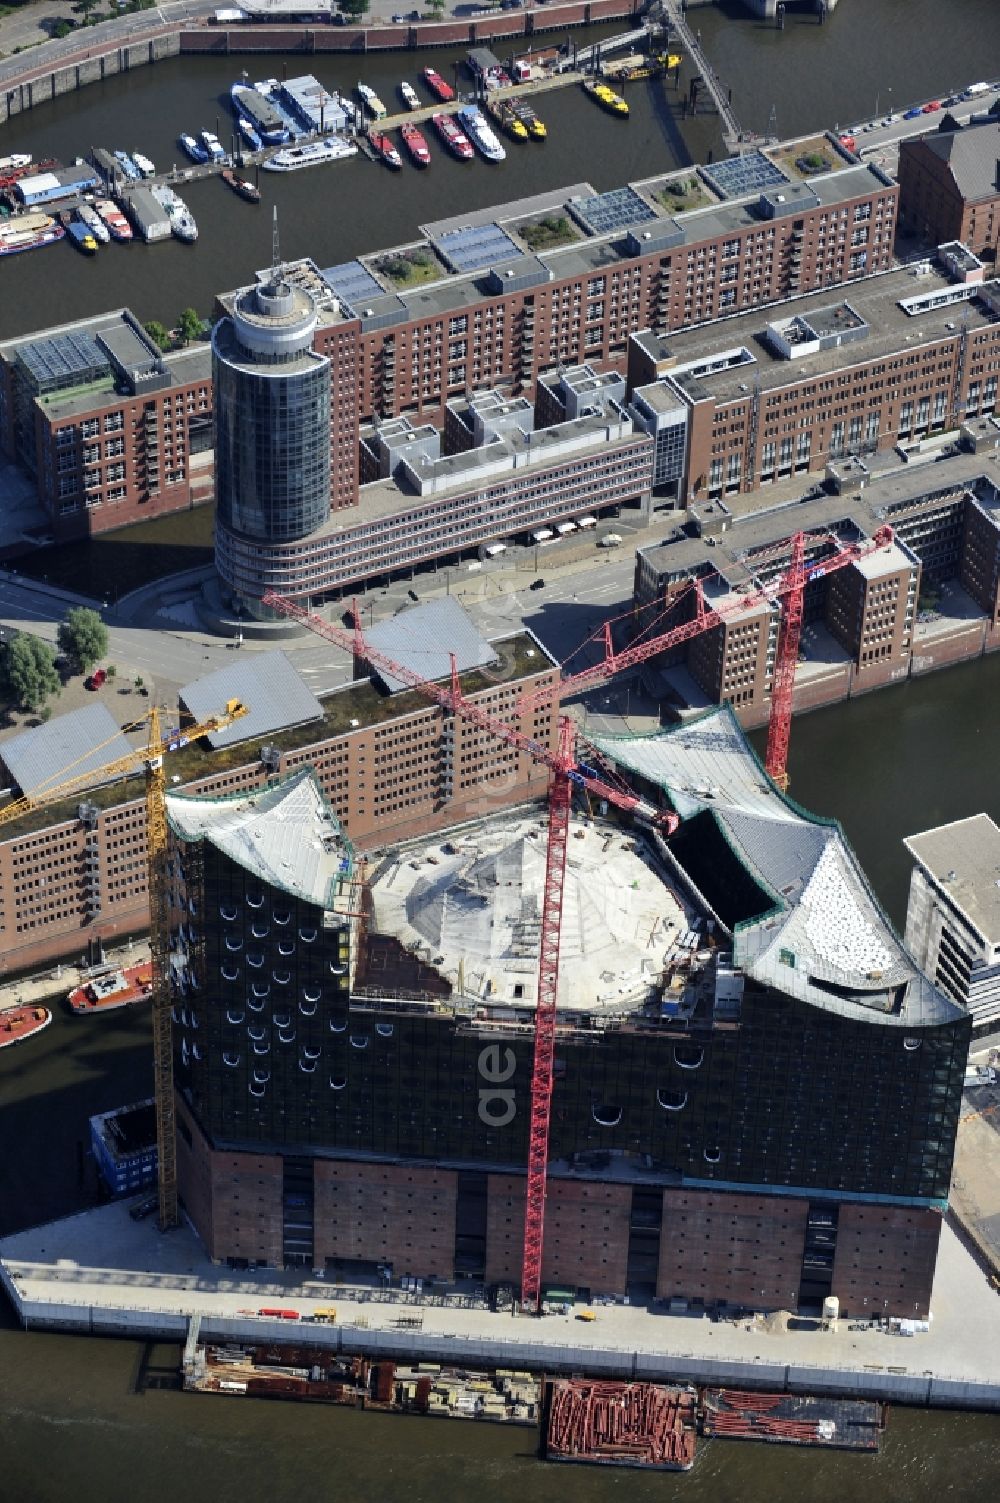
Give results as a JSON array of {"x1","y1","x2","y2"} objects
[
  {"x1": 577, "y1": 515, "x2": 597, "y2": 530},
  {"x1": 531, "y1": 528, "x2": 555, "y2": 545},
  {"x1": 598, "y1": 532, "x2": 623, "y2": 549},
  {"x1": 556, "y1": 521, "x2": 577, "y2": 536},
  {"x1": 478, "y1": 541, "x2": 507, "y2": 560}
]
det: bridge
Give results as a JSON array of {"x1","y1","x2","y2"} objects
[
  {"x1": 566, "y1": 26, "x2": 650, "y2": 72},
  {"x1": 656, "y1": 0, "x2": 746, "y2": 153}
]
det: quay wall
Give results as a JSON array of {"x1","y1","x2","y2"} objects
[
  {"x1": 5, "y1": 1284, "x2": 1000, "y2": 1410},
  {"x1": 736, "y1": 616, "x2": 1000, "y2": 731},
  {"x1": 0, "y1": 0, "x2": 640, "y2": 126}
]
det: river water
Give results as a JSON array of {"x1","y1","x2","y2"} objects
[{"x1": 3, "y1": 1, "x2": 1000, "y2": 1497}]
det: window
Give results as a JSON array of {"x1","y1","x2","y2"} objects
[{"x1": 103, "y1": 413, "x2": 124, "y2": 433}]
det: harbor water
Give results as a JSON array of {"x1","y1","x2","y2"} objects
[{"x1": 3, "y1": 0, "x2": 1000, "y2": 1497}]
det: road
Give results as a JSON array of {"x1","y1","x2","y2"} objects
[{"x1": 0, "y1": 541, "x2": 648, "y2": 708}]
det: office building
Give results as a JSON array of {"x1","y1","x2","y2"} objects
[
  {"x1": 0, "y1": 310, "x2": 213, "y2": 544},
  {"x1": 904, "y1": 814, "x2": 1000, "y2": 1034},
  {"x1": 212, "y1": 268, "x2": 333, "y2": 617}
]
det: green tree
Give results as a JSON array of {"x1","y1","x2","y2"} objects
[
  {"x1": 143, "y1": 320, "x2": 171, "y2": 352},
  {"x1": 426, "y1": 0, "x2": 444, "y2": 13},
  {"x1": 177, "y1": 307, "x2": 204, "y2": 346},
  {"x1": 339, "y1": 0, "x2": 369, "y2": 15},
  {"x1": 57, "y1": 607, "x2": 109, "y2": 674},
  {"x1": 0, "y1": 634, "x2": 61, "y2": 713}
]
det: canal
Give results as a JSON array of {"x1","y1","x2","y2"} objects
[{"x1": 2, "y1": 0, "x2": 1000, "y2": 1497}]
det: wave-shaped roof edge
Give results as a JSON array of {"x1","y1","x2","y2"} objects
[
  {"x1": 589, "y1": 706, "x2": 966, "y2": 1030},
  {"x1": 165, "y1": 766, "x2": 353, "y2": 912}
]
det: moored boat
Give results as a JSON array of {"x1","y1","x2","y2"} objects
[
  {"x1": 78, "y1": 203, "x2": 111, "y2": 243},
  {"x1": 132, "y1": 150, "x2": 156, "y2": 177},
  {"x1": 94, "y1": 197, "x2": 133, "y2": 241},
  {"x1": 152, "y1": 184, "x2": 198, "y2": 242},
  {"x1": 0, "y1": 1004, "x2": 52, "y2": 1049},
  {"x1": 357, "y1": 83, "x2": 387, "y2": 119},
  {"x1": 221, "y1": 168, "x2": 261, "y2": 203},
  {"x1": 113, "y1": 148, "x2": 141, "y2": 181},
  {"x1": 0, "y1": 152, "x2": 31, "y2": 173},
  {"x1": 68, "y1": 963, "x2": 153, "y2": 1017},
  {"x1": 512, "y1": 100, "x2": 547, "y2": 140},
  {"x1": 200, "y1": 130, "x2": 227, "y2": 163},
  {"x1": 0, "y1": 212, "x2": 65, "y2": 257},
  {"x1": 369, "y1": 129, "x2": 402, "y2": 169},
  {"x1": 487, "y1": 98, "x2": 528, "y2": 142},
  {"x1": 262, "y1": 137, "x2": 358, "y2": 172},
  {"x1": 399, "y1": 81, "x2": 420, "y2": 110},
  {"x1": 582, "y1": 78, "x2": 629, "y2": 117},
  {"x1": 456, "y1": 104, "x2": 506, "y2": 163},
  {"x1": 431, "y1": 112, "x2": 474, "y2": 161},
  {"x1": 179, "y1": 133, "x2": 209, "y2": 164},
  {"x1": 231, "y1": 82, "x2": 289, "y2": 146},
  {"x1": 60, "y1": 211, "x2": 98, "y2": 254},
  {"x1": 400, "y1": 121, "x2": 431, "y2": 167},
  {"x1": 423, "y1": 66, "x2": 454, "y2": 103},
  {"x1": 237, "y1": 116, "x2": 263, "y2": 151}
]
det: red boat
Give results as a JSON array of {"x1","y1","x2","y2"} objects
[
  {"x1": 68, "y1": 962, "x2": 153, "y2": 1016},
  {"x1": 400, "y1": 121, "x2": 431, "y2": 167},
  {"x1": 0, "y1": 156, "x2": 57, "y2": 191},
  {"x1": 0, "y1": 1004, "x2": 52, "y2": 1050},
  {"x1": 431, "y1": 112, "x2": 474, "y2": 161},
  {"x1": 423, "y1": 67, "x2": 455, "y2": 103},
  {"x1": 368, "y1": 129, "x2": 402, "y2": 169}
]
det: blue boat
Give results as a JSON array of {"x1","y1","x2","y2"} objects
[
  {"x1": 179, "y1": 133, "x2": 209, "y2": 164},
  {"x1": 200, "y1": 130, "x2": 227, "y2": 164},
  {"x1": 236, "y1": 116, "x2": 262, "y2": 151},
  {"x1": 113, "y1": 149, "x2": 141, "y2": 181}
]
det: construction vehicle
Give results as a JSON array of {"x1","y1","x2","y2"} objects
[
  {"x1": 0, "y1": 697, "x2": 249, "y2": 1228},
  {"x1": 261, "y1": 521, "x2": 894, "y2": 1308}
]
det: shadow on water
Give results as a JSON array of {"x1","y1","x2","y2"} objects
[{"x1": 13, "y1": 504, "x2": 215, "y2": 602}]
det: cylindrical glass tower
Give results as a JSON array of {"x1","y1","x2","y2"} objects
[{"x1": 213, "y1": 275, "x2": 331, "y2": 612}]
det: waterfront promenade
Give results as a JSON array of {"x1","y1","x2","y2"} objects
[{"x1": 1, "y1": 1204, "x2": 998, "y2": 1408}]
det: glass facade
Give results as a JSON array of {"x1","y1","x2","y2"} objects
[
  {"x1": 214, "y1": 334, "x2": 330, "y2": 545},
  {"x1": 179, "y1": 939, "x2": 967, "y2": 1205}
]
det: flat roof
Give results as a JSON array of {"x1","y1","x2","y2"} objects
[
  {"x1": 178, "y1": 650, "x2": 324, "y2": 749},
  {"x1": 661, "y1": 269, "x2": 1000, "y2": 405},
  {"x1": 904, "y1": 814, "x2": 1000, "y2": 948},
  {"x1": 0, "y1": 703, "x2": 136, "y2": 799}
]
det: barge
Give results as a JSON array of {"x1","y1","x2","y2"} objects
[{"x1": 545, "y1": 1379, "x2": 698, "y2": 1471}]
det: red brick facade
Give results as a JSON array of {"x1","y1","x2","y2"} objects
[
  {"x1": 314, "y1": 1161, "x2": 458, "y2": 1279},
  {"x1": 657, "y1": 1189, "x2": 811, "y2": 1310}
]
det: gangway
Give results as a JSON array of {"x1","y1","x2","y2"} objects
[
  {"x1": 655, "y1": 0, "x2": 746, "y2": 152},
  {"x1": 566, "y1": 27, "x2": 650, "y2": 72}
]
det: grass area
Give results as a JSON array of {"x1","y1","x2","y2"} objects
[
  {"x1": 373, "y1": 246, "x2": 444, "y2": 290},
  {"x1": 770, "y1": 137, "x2": 840, "y2": 180},
  {"x1": 14, "y1": 504, "x2": 215, "y2": 604},
  {"x1": 518, "y1": 214, "x2": 579, "y2": 253},
  {"x1": 658, "y1": 175, "x2": 713, "y2": 215}
]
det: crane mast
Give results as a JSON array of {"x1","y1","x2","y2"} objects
[{"x1": 0, "y1": 698, "x2": 249, "y2": 1231}]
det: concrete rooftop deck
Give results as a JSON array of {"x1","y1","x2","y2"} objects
[{"x1": 2, "y1": 1203, "x2": 999, "y2": 1408}]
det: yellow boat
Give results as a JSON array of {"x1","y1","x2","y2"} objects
[
  {"x1": 512, "y1": 100, "x2": 547, "y2": 140},
  {"x1": 487, "y1": 98, "x2": 529, "y2": 141},
  {"x1": 583, "y1": 78, "x2": 629, "y2": 117}
]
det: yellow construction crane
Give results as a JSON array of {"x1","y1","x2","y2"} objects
[{"x1": 0, "y1": 696, "x2": 249, "y2": 1228}]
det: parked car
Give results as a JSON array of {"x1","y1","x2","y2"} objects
[
  {"x1": 903, "y1": 106, "x2": 924, "y2": 119},
  {"x1": 529, "y1": 577, "x2": 545, "y2": 591},
  {"x1": 922, "y1": 100, "x2": 942, "y2": 113},
  {"x1": 86, "y1": 668, "x2": 107, "y2": 690}
]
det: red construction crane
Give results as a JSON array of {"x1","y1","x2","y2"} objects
[
  {"x1": 514, "y1": 524, "x2": 894, "y2": 788},
  {"x1": 261, "y1": 589, "x2": 677, "y2": 1312}
]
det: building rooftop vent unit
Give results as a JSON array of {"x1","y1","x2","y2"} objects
[{"x1": 260, "y1": 745, "x2": 282, "y2": 772}]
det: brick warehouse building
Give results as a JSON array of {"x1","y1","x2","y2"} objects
[
  {"x1": 0, "y1": 615, "x2": 559, "y2": 978},
  {"x1": 898, "y1": 117, "x2": 1000, "y2": 264},
  {"x1": 632, "y1": 461, "x2": 1000, "y2": 728},
  {"x1": 0, "y1": 310, "x2": 213, "y2": 545},
  {"x1": 166, "y1": 715, "x2": 968, "y2": 1318}
]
